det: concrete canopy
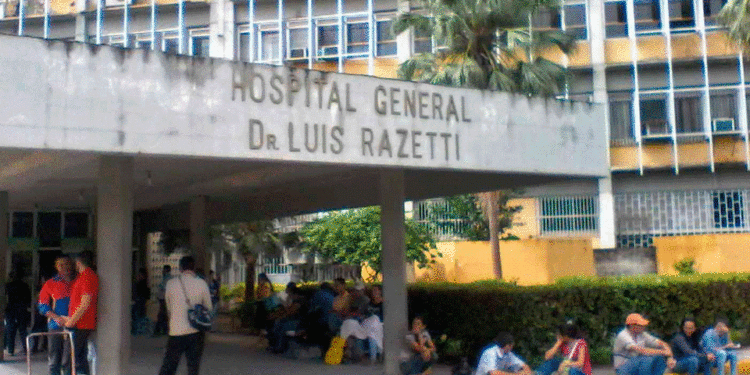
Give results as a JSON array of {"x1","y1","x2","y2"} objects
[
  {"x1": 0, "y1": 34, "x2": 606, "y2": 215},
  {"x1": 0, "y1": 33, "x2": 606, "y2": 375}
]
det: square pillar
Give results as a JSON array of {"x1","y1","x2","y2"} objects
[
  {"x1": 96, "y1": 156, "x2": 134, "y2": 375},
  {"x1": 0, "y1": 191, "x2": 7, "y2": 362},
  {"x1": 380, "y1": 169, "x2": 408, "y2": 375},
  {"x1": 190, "y1": 195, "x2": 210, "y2": 275}
]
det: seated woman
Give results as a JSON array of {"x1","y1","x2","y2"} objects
[
  {"x1": 254, "y1": 273, "x2": 277, "y2": 335},
  {"x1": 400, "y1": 316, "x2": 438, "y2": 375},
  {"x1": 671, "y1": 317, "x2": 713, "y2": 375},
  {"x1": 537, "y1": 322, "x2": 592, "y2": 375}
]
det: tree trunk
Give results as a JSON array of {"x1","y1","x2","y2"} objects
[
  {"x1": 479, "y1": 191, "x2": 502, "y2": 279},
  {"x1": 244, "y1": 254, "x2": 257, "y2": 303}
]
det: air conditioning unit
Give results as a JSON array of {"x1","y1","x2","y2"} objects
[
  {"x1": 290, "y1": 47, "x2": 309, "y2": 59},
  {"x1": 104, "y1": 0, "x2": 133, "y2": 7},
  {"x1": 643, "y1": 119, "x2": 670, "y2": 136},
  {"x1": 712, "y1": 118, "x2": 736, "y2": 133},
  {"x1": 317, "y1": 46, "x2": 338, "y2": 58}
]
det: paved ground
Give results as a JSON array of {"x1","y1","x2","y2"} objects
[{"x1": 2, "y1": 333, "x2": 749, "y2": 375}]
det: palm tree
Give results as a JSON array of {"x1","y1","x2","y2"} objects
[
  {"x1": 718, "y1": 0, "x2": 750, "y2": 49},
  {"x1": 212, "y1": 221, "x2": 282, "y2": 303},
  {"x1": 395, "y1": 0, "x2": 575, "y2": 278},
  {"x1": 394, "y1": 0, "x2": 576, "y2": 95}
]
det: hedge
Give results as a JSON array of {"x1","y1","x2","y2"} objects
[{"x1": 407, "y1": 274, "x2": 750, "y2": 366}]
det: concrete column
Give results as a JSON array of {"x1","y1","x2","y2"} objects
[
  {"x1": 588, "y1": 0, "x2": 616, "y2": 248},
  {"x1": 0, "y1": 191, "x2": 7, "y2": 362},
  {"x1": 190, "y1": 195, "x2": 210, "y2": 275},
  {"x1": 380, "y1": 169, "x2": 408, "y2": 375},
  {"x1": 96, "y1": 156, "x2": 134, "y2": 375},
  {"x1": 396, "y1": 0, "x2": 413, "y2": 63},
  {"x1": 209, "y1": 0, "x2": 236, "y2": 60}
]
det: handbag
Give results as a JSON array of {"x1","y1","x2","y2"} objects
[
  {"x1": 324, "y1": 336, "x2": 346, "y2": 365},
  {"x1": 178, "y1": 276, "x2": 212, "y2": 332}
]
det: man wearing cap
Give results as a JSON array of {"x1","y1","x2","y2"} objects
[{"x1": 613, "y1": 313, "x2": 676, "y2": 375}]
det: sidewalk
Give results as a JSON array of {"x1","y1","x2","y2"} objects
[{"x1": 2, "y1": 333, "x2": 748, "y2": 375}]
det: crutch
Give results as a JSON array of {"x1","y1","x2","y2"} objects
[{"x1": 25, "y1": 330, "x2": 76, "y2": 375}]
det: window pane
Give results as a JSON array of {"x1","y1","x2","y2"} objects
[
  {"x1": 606, "y1": 2, "x2": 628, "y2": 38},
  {"x1": 564, "y1": 4, "x2": 586, "y2": 39},
  {"x1": 713, "y1": 192, "x2": 745, "y2": 229},
  {"x1": 610, "y1": 100, "x2": 633, "y2": 143},
  {"x1": 37, "y1": 212, "x2": 62, "y2": 248},
  {"x1": 376, "y1": 20, "x2": 396, "y2": 56},
  {"x1": 347, "y1": 22, "x2": 369, "y2": 54},
  {"x1": 192, "y1": 36, "x2": 210, "y2": 58},
  {"x1": 413, "y1": 27, "x2": 431, "y2": 54},
  {"x1": 675, "y1": 96, "x2": 702, "y2": 133},
  {"x1": 289, "y1": 28, "x2": 308, "y2": 56},
  {"x1": 164, "y1": 38, "x2": 178, "y2": 54},
  {"x1": 634, "y1": 0, "x2": 660, "y2": 32},
  {"x1": 669, "y1": 0, "x2": 694, "y2": 29},
  {"x1": 704, "y1": 0, "x2": 729, "y2": 26},
  {"x1": 641, "y1": 98, "x2": 669, "y2": 135},
  {"x1": 64, "y1": 212, "x2": 89, "y2": 238},
  {"x1": 12, "y1": 212, "x2": 33, "y2": 238},
  {"x1": 238, "y1": 32, "x2": 250, "y2": 62},
  {"x1": 533, "y1": 8, "x2": 560, "y2": 29},
  {"x1": 319, "y1": 25, "x2": 338, "y2": 48},
  {"x1": 261, "y1": 31, "x2": 280, "y2": 61}
]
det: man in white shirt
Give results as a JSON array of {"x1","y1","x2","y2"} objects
[
  {"x1": 158, "y1": 256, "x2": 212, "y2": 375},
  {"x1": 475, "y1": 332, "x2": 532, "y2": 375},
  {"x1": 613, "y1": 313, "x2": 675, "y2": 375}
]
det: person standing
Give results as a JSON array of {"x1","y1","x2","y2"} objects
[
  {"x1": 38, "y1": 255, "x2": 74, "y2": 375},
  {"x1": 4, "y1": 268, "x2": 31, "y2": 356},
  {"x1": 158, "y1": 256, "x2": 212, "y2": 375},
  {"x1": 701, "y1": 317, "x2": 739, "y2": 375},
  {"x1": 208, "y1": 271, "x2": 220, "y2": 316},
  {"x1": 64, "y1": 251, "x2": 99, "y2": 375},
  {"x1": 613, "y1": 313, "x2": 676, "y2": 375},
  {"x1": 153, "y1": 265, "x2": 172, "y2": 337}
]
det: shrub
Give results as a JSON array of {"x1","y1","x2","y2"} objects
[
  {"x1": 407, "y1": 273, "x2": 750, "y2": 367},
  {"x1": 674, "y1": 258, "x2": 697, "y2": 275}
]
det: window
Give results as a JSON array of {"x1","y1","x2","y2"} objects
[
  {"x1": 539, "y1": 196, "x2": 598, "y2": 236},
  {"x1": 64, "y1": 212, "x2": 89, "y2": 238},
  {"x1": 260, "y1": 30, "x2": 280, "y2": 62},
  {"x1": 564, "y1": 4, "x2": 587, "y2": 39},
  {"x1": 347, "y1": 22, "x2": 369, "y2": 55},
  {"x1": 610, "y1": 99, "x2": 634, "y2": 143},
  {"x1": 318, "y1": 24, "x2": 339, "y2": 57},
  {"x1": 163, "y1": 37, "x2": 178, "y2": 55},
  {"x1": 605, "y1": 1, "x2": 628, "y2": 38},
  {"x1": 710, "y1": 93, "x2": 737, "y2": 128},
  {"x1": 669, "y1": 0, "x2": 694, "y2": 29},
  {"x1": 713, "y1": 191, "x2": 745, "y2": 229},
  {"x1": 533, "y1": 8, "x2": 560, "y2": 30},
  {"x1": 37, "y1": 211, "x2": 61, "y2": 248},
  {"x1": 413, "y1": 27, "x2": 431, "y2": 54},
  {"x1": 288, "y1": 28, "x2": 309, "y2": 59},
  {"x1": 674, "y1": 95, "x2": 702, "y2": 134},
  {"x1": 238, "y1": 31, "x2": 251, "y2": 62},
  {"x1": 12, "y1": 212, "x2": 33, "y2": 238},
  {"x1": 376, "y1": 20, "x2": 396, "y2": 56},
  {"x1": 634, "y1": 0, "x2": 660, "y2": 32},
  {"x1": 191, "y1": 35, "x2": 210, "y2": 57},
  {"x1": 640, "y1": 97, "x2": 669, "y2": 136},
  {"x1": 704, "y1": 0, "x2": 729, "y2": 26}
]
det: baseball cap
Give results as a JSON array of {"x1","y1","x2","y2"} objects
[{"x1": 625, "y1": 313, "x2": 650, "y2": 326}]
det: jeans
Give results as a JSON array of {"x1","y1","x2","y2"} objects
[
  {"x1": 616, "y1": 355, "x2": 667, "y2": 375},
  {"x1": 153, "y1": 299, "x2": 169, "y2": 336},
  {"x1": 368, "y1": 338, "x2": 381, "y2": 362},
  {"x1": 709, "y1": 350, "x2": 737, "y2": 375},
  {"x1": 537, "y1": 358, "x2": 586, "y2": 375},
  {"x1": 158, "y1": 332, "x2": 206, "y2": 375},
  {"x1": 4, "y1": 310, "x2": 29, "y2": 355},
  {"x1": 48, "y1": 329, "x2": 72, "y2": 375},
  {"x1": 400, "y1": 352, "x2": 437, "y2": 375},
  {"x1": 71, "y1": 329, "x2": 93, "y2": 375}
]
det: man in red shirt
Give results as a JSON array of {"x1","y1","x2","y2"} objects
[
  {"x1": 38, "y1": 255, "x2": 74, "y2": 375},
  {"x1": 64, "y1": 251, "x2": 98, "y2": 375}
]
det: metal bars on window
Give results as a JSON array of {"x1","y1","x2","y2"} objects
[
  {"x1": 615, "y1": 189, "x2": 750, "y2": 238},
  {"x1": 537, "y1": 196, "x2": 599, "y2": 237}
]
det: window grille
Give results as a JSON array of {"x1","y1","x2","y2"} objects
[
  {"x1": 614, "y1": 189, "x2": 750, "y2": 247},
  {"x1": 538, "y1": 196, "x2": 598, "y2": 236},
  {"x1": 412, "y1": 198, "x2": 473, "y2": 241}
]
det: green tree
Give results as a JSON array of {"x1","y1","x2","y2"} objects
[
  {"x1": 299, "y1": 207, "x2": 441, "y2": 280},
  {"x1": 395, "y1": 0, "x2": 574, "y2": 278},
  {"x1": 718, "y1": 0, "x2": 750, "y2": 49},
  {"x1": 211, "y1": 221, "x2": 282, "y2": 303},
  {"x1": 423, "y1": 193, "x2": 520, "y2": 241},
  {"x1": 394, "y1": 0, "x2": 576, "y2": 95}
]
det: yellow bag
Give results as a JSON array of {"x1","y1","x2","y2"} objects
[{"x1": 324, "y1": 336, "x2": 346, "y2": 365}]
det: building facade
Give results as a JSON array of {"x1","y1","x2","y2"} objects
[{"x1": 1, "y1": 0, "x2": 745, "y2": 275}]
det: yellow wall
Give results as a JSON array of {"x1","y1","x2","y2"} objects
[
  {"x1": 713, "y1": 137, "x2": 746, "y2": 165},
  {"x1": 506, "y1": 198, "x2": 538, "y2": 239},
  {"x1": 414, "y1": 239, "x2": 594, "y2": 286},
  {"x1": 611, "y1": 145, "x2": 640, "y2": 171},
  {"x1": 654, "y1": 234, "x2": 750, "y2": 275},
  {"x1": 677, "y1": 141, "x2": 710, "y2": 168}
]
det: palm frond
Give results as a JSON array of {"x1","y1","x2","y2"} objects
[{"x1": 393, "y1": 13, "x2": 433, "y2": 36}]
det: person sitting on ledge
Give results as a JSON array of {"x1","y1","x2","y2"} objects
[
  {"x1": 474, "y1": 331, "x2": 531, "y2": 375},
  {"x1": 537, "y1": 322, "x2": 592, "y2": 375},
  {"x1": 613, "y1": 313, "x2": 676, "y2": 375},
  {"x1": 670, "y1": 317, "x2": 714, "y2": 375},
  {"x1": 700, "y1": 317, "x2": 739, "y2": 375}
]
